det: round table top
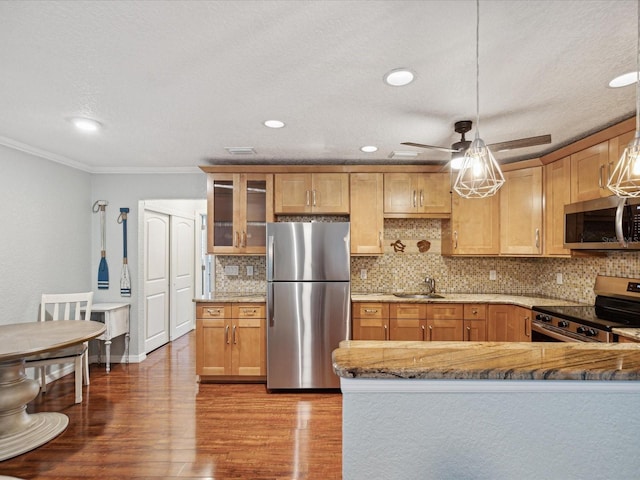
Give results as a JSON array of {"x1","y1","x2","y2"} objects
[{"x1": 0, "y1": 320, "x2": 106, "y2": 362}]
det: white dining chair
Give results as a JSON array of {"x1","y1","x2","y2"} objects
[{"x1": 25, "y1": 292, "x2": 94, "y2": 404}]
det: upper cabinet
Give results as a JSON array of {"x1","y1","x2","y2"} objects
[
  {"x1": 543, "y1": 156, "x2": 571, "y2": 256},
  {"x1": 442, "y1": 192, "x2": 500, "y2": 255},
  {"x1": 570, "y1": 141, "x2": 612, "y2": 202},
  {"x1": 350, "y1": 173, "x2": 384, "y2": 255},
  {"x1": 207, "y1": 173, "x2": 273, "y2": 254},
  {"x1": 383, "y1": 173, "x2": 451, "y2": 217},
  {"x1": 500, "y1": 166, "x2": 543, "y2": 255},
  {"x1": 274, "y1": 173, "x2": 349, "y2": 214}
]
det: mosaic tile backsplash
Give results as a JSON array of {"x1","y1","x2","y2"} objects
[{"x1": 214, "y1": 219, "x2": 640, "y2": 305}]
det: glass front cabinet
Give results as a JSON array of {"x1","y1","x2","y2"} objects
[{"x1": 207, "y1": 173, "x2": 273, "y2": 254}]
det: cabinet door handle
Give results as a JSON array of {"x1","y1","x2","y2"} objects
[
  {"x1": 428, "y1": 325, "x2": 433, "y2": 341},
  {"x1": 421, "y1": 324, "x2": 426, "y2": 341},
  {"x1": 232, "y1": 325, "x2": 237, "y2": 344},
  {"x1": 466, "y1": 326, "x2": 471, "y2": 341},
  {"x1": 599, "y1": 164, "x2": 604, "y2": 188},
  {"x1": 535, "y1": 228, "x2": 540, "y2": 249},
  {"x1": 242, "y1": 308, "x2": 257, "y2": 316},
  {"x1": 607, "y1": 161, "x2": 614, "y2": 182},
  {"x1": 364, "y1": 309, "x2": 379, "y2": 314},
  {"x1": 306, "y1": 190, "x2": 310, "y2": 206},
  {"x1": 241, "y1": 231, "x2": 247, "y2": 248},
  {"x1": 234, "y1": 231, "x2": 239, "y2": 248},
  {"x1": 525, "y1": 316, "x2": 530, "y2": 337},
  {"x1": 454, "y1": 231, "x2": 458, "y2": 250},
  {"x1": 420, "y1": 189, "x2": 424, "y2": 207},
  {"x1": 379, "y1": 231, "x2": 383, "y2": 248},
  {"x1": 206, "y1": 308, "x2": 222, "y2": 316},
  {"x1": 312, "y1": 190, "x2": 317, "y2": 207},
  {"x1": 384, "y1": 324, "x2": 388, "y2": 340},
  {"x1": 413, "y1": 190, "x2": 417, "y2": 207},
  {"x1": 225, "y1": 325, "x2": 230, "y2": 344}
]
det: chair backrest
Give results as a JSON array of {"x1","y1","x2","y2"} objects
[{"x1": 39, "y1": 292, "x2": 94, "y2": 322}]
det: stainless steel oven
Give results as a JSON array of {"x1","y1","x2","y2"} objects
[{"x1": 532, "y1": 275, "x2": 640, "y2": 343}]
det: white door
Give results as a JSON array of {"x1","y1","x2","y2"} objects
[
  {"x1": 170, "y1": 215, "x2": 195, "y2": 340},
  {"x1": 144, "y1": 210, "x2": 170, "y2": 353}
]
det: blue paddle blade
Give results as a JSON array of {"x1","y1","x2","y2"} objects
[{"x1": 98, "y1": 255, "x2": 109, "y2": 289}]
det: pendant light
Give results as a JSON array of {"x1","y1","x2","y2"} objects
[
  {"x1": 453, "y1": 0, "x2": 505, "y2": 199},
  {"x1": 608, "y1": 0, "x2": 640, "y2": 198}
]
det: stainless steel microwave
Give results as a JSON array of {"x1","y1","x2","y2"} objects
[{"x1": 564, "y1": 196, "x2": 640, "y2": 250}]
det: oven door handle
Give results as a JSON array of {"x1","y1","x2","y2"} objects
[{"x1": 532, "y1": 322, "x2": 583, "y2": 343}]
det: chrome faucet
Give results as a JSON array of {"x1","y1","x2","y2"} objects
[{"x1": 424, "y1": 277, "x2": 435, "y2": 294}]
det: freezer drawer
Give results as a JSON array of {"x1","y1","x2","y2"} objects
[{"x1": 267, "y1": 281, "x2": 350, "y2": 389}]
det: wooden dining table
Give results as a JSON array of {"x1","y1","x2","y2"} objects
[{"x1": 0, "y1": 320, "x2": 106, "y2": 461}]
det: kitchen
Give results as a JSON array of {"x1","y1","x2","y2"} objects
[{"x1": 3, "y1": 1, "x2": 640, "y2": 478}]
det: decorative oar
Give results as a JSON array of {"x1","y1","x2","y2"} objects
[
  {"x1": 95, "y1": 200, "x2": 109, "y2": 289},
  {"x1": 118, "y1": 208, "x2": 131, "y2": 297}
]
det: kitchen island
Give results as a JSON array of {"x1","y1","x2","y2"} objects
[{"x1": 333, "y1": 340, "x2": 640, "y2": 480}]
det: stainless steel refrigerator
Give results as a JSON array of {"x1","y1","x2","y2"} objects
[{"x1": 266, "y1": 222, "x2": 350, "y2": 390}]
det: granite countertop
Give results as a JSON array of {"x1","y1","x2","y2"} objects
[
  {"x1": 614, "y1": 328, "x2": 640, "y2": 341},
  {"x1": 351, "y1": 293, "x2": 583, "y2": 308},
  {"x1": 332, "y1": 340, "x2": 640, "y2": 381},
  {"x1": 194, "y1": 293, "x2": 266, "y2": 303}
]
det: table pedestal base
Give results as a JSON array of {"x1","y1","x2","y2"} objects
[{"x1": 0, "y1": 360, "x2": 69, "y2": 461}]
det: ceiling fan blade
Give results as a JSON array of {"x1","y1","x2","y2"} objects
[
  {"x1": 401, "y1": 142, "x2": 460, "y2": 153},
  {"x1": 487, "y1": 134, "x2": 551, "y2": 152}
]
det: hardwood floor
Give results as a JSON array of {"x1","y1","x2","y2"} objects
[{"x1": 1, "y1": 332, "x2": 343, "y2": 479}]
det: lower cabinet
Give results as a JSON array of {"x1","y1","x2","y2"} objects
[
  {"x1": 196, "y1": 302, "x2": 266, "y2": 382},
  {"x1": 352, "y1": 302, "x2": 487, "y2": 342},
  {"x1": 487, "y1": 304, "x2": 531, "y2": 342}
]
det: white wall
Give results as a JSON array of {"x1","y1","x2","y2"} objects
[
  {"x1": 0, "y1": 145, "x2": 92, "y2": 325},
  {"x1": 90, "y1": 174, "x2": 206, "y2": 360}
]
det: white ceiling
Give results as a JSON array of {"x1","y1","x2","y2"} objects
[{"x1": 0, "y1": 0, "x2": 637, "y2": 173}]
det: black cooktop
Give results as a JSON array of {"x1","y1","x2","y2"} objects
[{"x1": 533, "y1": 302, "x2": 640, "y2": 331}]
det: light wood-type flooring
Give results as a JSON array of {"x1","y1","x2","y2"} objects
[{"x1": 1, "y1": 332, "x2": 342, "y2": 479}]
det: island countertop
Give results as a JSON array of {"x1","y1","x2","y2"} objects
[{"x1": 333, "y1": 340, "x2": 640, "y2": 381}]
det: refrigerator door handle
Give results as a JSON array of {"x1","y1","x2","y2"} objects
[
  {"x1": 267, "y1": 282, "x2": 274, "y2": 327},
  {"x1": 267, "y1": 235, "x2": 275, "y2": 280}
]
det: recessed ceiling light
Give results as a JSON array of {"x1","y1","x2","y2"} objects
[
  {"x1": 360, "y1": 145, "x2": 378, "y2": 153},
  {"x1": 69, "y1": 117, "x2": 102, "y2": 132},
  {"x1": 383, "y1": 68, "x2": 415, "y2": 87},
  {"x1": 264, "y1": 120, "x2": 285, "y2": 128},
  {"x1": 609, "y1": 71, "x2": 638, "y2": 88}
]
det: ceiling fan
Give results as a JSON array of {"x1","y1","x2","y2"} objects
[{"x1": 402, "y1": 120, "x2": 552, "y2": 161}]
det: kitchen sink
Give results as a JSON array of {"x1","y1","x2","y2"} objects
[{"x1": 393, "y1": 293, "x2": 444, "y2": 299}]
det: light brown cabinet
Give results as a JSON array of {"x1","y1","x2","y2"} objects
[
  {"x1": 352, "y1": 302, "x2": 489, "y2": 342},
  {"x1": 383, "y1": 173, "x2": 451, "y2": 217},
  {"x1": 543, "y1": 156, "x2": 571, "y2": 256},
  {"x1": 274, "y1": 173, "x2": 349, "y2": 214},
  {"x1": 570, "y1": 141, "x2": 612, "y2": 202},
  {"x1": 350, "y1": 173, "x2": 384, "y2": 255},
  {"x1": 499, "y1": 166, "x2": 543, "y2": 255},
  {"x1": 206, "y1": 173, "x2": 273, "y2": 254},
  {"x1": 352, "y1": 302, "x2": 390, "y2": 340},
  {"x1": 442, "y1": 191, "x2": 500, "y2": 255},
  {"x1": 196, "y1": 303, "x2": 266, "y2": 381},
  {"x1": 463, "y1": 304, "x2": 487, "y2": 341},
  {"x1": 487, "y1": 304, "x2": 531, "y2": 342}
]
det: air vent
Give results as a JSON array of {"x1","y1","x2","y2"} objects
[
  {"x1": 388, "y1": 151, "x2": 418, "y2": 159},
  {"x1": 225, "y1": 147, "x2": 256, "y2": 155}
]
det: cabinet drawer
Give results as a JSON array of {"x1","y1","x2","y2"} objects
[
  {"x1": 428, "y1": 304, "x2": 464, "y2": 320},
  {"x1": 464, "y1": 304, "x2": 487, "y2": 320},
  {"x1": 198, "y1": 304, "x2": 231, "y2": 318},
  {"x1": 233, "y1": 304, "x2": 265, "y2": 318},
  {"x1": 389, "y1": 303, "x2": 427, "y2": 319},
  {"x1": 352, "y1": 303, "x2": 389, "y2": 319}
]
